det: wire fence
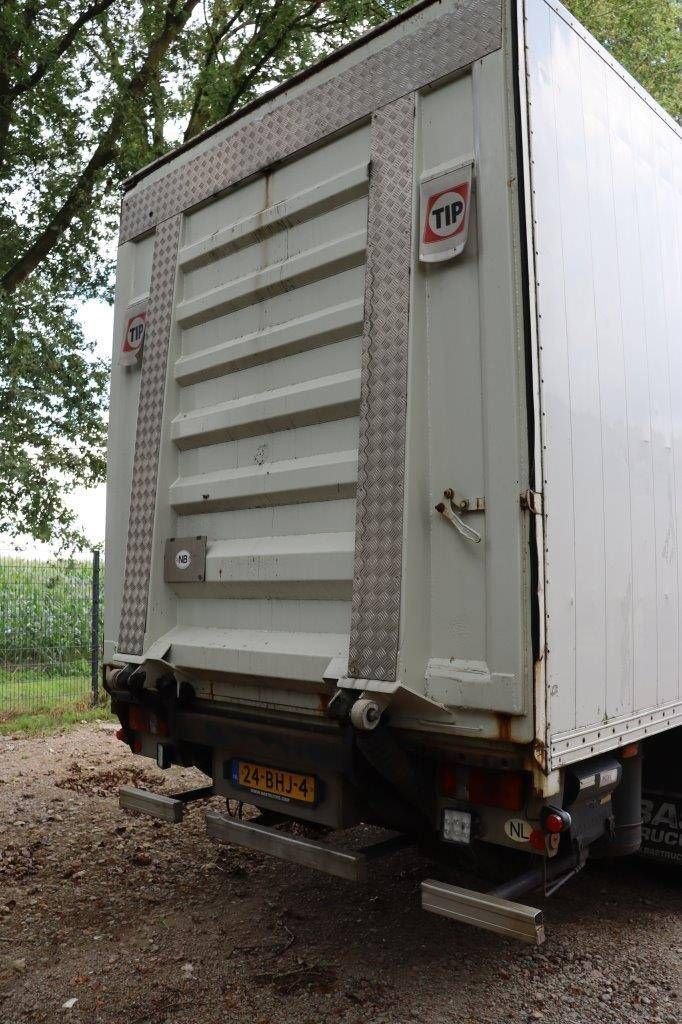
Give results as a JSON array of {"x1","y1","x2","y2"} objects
[{"x1": 0, "y1": 551, "x2": 102, "y2": 719}]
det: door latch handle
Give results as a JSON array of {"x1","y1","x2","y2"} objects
[{"x1": 435, "y1": 488, "x2": 485, "y2": 544}]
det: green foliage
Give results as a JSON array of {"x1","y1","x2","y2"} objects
[
  {"x1": 0, "y1": 557, "x2": 97, "y2": 669},
  {"x1": 0, "y1": 697, "x2": 113, "y2": 735},
  {"x1": 0, "y1": 0, "x2": 679, "y2": 546},
  {"x1": 565, "y1": 0, "x2": 682, "y2": 121},
  {"x1": 0, "y1": 283, "x2": 108, "y2": 546}
]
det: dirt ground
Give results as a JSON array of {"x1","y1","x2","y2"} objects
[{"x1": 0, "y1": 725, "x2": 680, "y2": 1024}]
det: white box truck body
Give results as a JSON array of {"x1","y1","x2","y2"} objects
[{"x1": 105, "y1": 0, "x2": 682, "y2": 939}]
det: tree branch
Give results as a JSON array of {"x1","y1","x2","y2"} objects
[
  {"x1": 225, "y1": 2, "x2": 321, "y2": 114},
  {"x1": 1, "y1": 0, "x2": 201, "y2": 294},
  {"x1": 7, "y1": 0, "x2": 119, "y2": 99},
  {"x1": 183, "y1": 4, "x2": 246, "y2": 141},
  {"x1": 184, "y1": 1, "x2": 321, "y2": 140}
]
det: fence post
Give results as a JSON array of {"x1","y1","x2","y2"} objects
[{"x1": 91, "y1": 549, "x2": 100, "y2": 706}]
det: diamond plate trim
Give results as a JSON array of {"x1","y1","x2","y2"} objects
[
  {"x1": 347, "y1": 96, "x2": 415, "y2": 683},
  {"x1": 118, "y1": 216, "x2": 181, "y2": 655},
  {"x1": 120, "y1": 0, "x2": 501, "y2": 243}
]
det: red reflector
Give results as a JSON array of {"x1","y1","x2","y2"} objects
[
  {"x1": 544, "y1": 812, "x2": 565, "y2": 834},
  {"x1": 439, "y1": 764, "x2": 458, "y2": 797},
  {"x1": 529, "y1": 829, "x2": 546, "y2": 852},
  {"x1": 148, "y1": 712, "x2": 169, "y2": 738},
  {"x1": 621, "y1": 742, "x2": 640, "y2": 759},
  {"x1": 115, "y1": 728, "x2": 125, "y2": 742},
  {"x1": 128, "y1": 705, "x2": 149, "y2": 732},
  {"x1": 469, "y1": 768, "x2": 524, "y2": 811},
  {"x1": 127, "y1": 705, "x2": 168, "y2": 736}
]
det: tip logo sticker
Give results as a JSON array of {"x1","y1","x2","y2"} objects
[
  {"x1": 119, "y1": 309, "x2": 147, "y2": 366},
  {"x1": 419, "y1": 162, "x2": 473, "y2": 263},
  {"x1": 423, "y1": 185, "x2": 469, "y2": 242}
]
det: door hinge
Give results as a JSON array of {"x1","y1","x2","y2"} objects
[{"x1": 520, "y1": 490, "x2": 543, "y2": 515}]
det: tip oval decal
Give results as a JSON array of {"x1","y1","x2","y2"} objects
[
  {"x1": 119, "y1": 308, "x2": 147, "y2": 366},
  {"x1": 419, "y1": 161, "x2": 473, "y2": 263}
]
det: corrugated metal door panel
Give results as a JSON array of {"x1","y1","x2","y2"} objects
[
  {"x1": 164, "y1": 125, "x2": 370, "y2": 684},
  {"x1": 176, "y1": 271, "x2": 365, "y2": 363},
  {"x1": 415, "y1": 54, "x2": 530, "y2": 735},
  {"x1": 424, "y1": 73, "x2": 486, "y2": 668},
  {"x1": 525, "y1": 0, "x2": 682, "y2": 765}
]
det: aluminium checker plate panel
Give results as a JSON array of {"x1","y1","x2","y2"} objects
[
  {"x1": 347, "y1": 96, "x2": 414, "y2": 682},
  {"x1": 118, "y1": 216, "x2": 181, "y2": 656},
  {"x1": 119, "y1": 1, "x2": 502, "y2": 244}
]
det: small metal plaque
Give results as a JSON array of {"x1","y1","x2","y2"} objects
[{"x1": 164, "y1": 536, "x2": 207, "y2": 583}]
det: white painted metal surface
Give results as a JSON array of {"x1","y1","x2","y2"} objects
[
  {"x1": 523, "y1": 0, "x2": 682, "y2": 766},
  {"x1": 104, "y1": 0, "x2": 682, "y2": 774},
  {"x1": 161, "y1": 127, "x2": 368, "y2": 688}
]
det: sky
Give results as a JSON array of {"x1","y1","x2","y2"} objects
[
  {"x1": 1, "y1": 298, "x2": 114, "y2": 559},
  {"x1": 74, "y1": 297, "x2": 115, "y2": 543}
]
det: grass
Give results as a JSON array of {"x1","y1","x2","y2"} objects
[
  {"x1": 0, "y1": 672, "x2": 113, "y2": 736},
  {"x1": 0, "y1": 702, "x2": 114, "y2": 737},
  {"x1": 0, "y1": 671, "x2": 92, "y2": 706}
]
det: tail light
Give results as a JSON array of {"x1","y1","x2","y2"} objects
[
  {"x1": 439, "y1": 765, "x2": 525, "y2": 811},
  {"x1": 128, "y1": 704, "x2": 169, "y2": 737},
  {"x1": 115, "y1": 726, "x2": 141, "y2": 754},
  {"x1": 540, "y1": 806, "x2": 571, "y2": 834},
  {"x1": 529, "y1": 829, "x2": 546, "y2": 851},
  {"x1": 440, "y1": 765, "x2": 458, "y2": 796},
  {"x1": 469, "y1": 768, "x2": 524, "y2": 811}
]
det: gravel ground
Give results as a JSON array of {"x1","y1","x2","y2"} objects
[{"x1": 0, "y1": 724, "x2": 680, "y2": 1024}]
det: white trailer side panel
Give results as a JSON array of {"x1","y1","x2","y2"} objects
[{"x1": 524, "y1": 0, "x2": 682, "y2": 767}]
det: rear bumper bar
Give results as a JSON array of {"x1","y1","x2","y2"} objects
[
  {"x1": 206, "y1": 811, "x2": 369, "y2": 881},
  {"x1": 421, "y1": 879, "x2": 545, "y2": 945},
  {"x1": 119, "y1": 784, "x2": 213, "y2": 822},
  {"x1": 119, "y1": 786, "x2": 184, "y2": 823}
]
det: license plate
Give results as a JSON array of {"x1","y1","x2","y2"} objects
[{"x1": 231, "y1": 759, "x2": 317, "y2": 805}]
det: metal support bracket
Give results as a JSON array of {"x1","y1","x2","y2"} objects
[{"x1": 435, "y1": 487, "x2": 485, "y2": 544}]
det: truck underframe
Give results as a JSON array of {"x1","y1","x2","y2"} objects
[{"x1": 105, "y1": 663, "x2": 675, "y2": 945}]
